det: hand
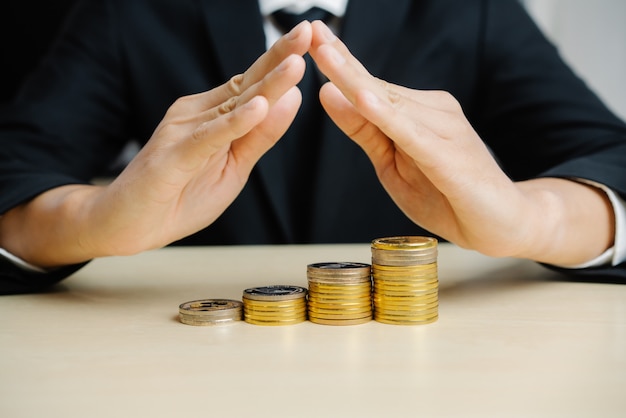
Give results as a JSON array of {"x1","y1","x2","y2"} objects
[
  {"x1": 309, "y1": 21, "x2": 614, "y2": 265},
  {"x1": 0, "y1": 22, "x2": 314, "y2": 266}
]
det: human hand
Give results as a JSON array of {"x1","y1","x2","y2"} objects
[
  {"x1": 87, "y1": 22, "x2": 314, "y2": 256},
  {"x1": 0, "y1": 22, "x2": 313, "y2": 266},
  {"x1": 309, "y1": 21, "x2": 614, "y2": 264}
]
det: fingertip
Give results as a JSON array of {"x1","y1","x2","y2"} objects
[
  {"x1": 243, "y1": 95, "x2": 269, "y2": 115},
  {"x1": 287, "y1": 20, "x2": 312, "y2": 39},
  {"x1": 280, "y1": 85, "x2": 303, "y2": 111},
  {"x1": 319, "y1": 81, "x2": 342, "y2": 106},
  {"x1": 311, "y1": 20, "x2": 336, "y2": 46},
  {"x1": 283, "y1": 53, "x2": 307, "y2": 79},
  {"x1": 357, "y1": 89, "x2": 380, "y2": 110},
  {"x1": 285, "y1": 20, "x2": 312, "y2": 53},
  {"x1": 354, "y1": 89, "x2": 386, "y2": 127}
]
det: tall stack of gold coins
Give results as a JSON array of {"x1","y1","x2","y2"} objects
[
  {"x1": 178, "y1": 299, "x2": 243, "y2": 326},
  {"x1": 307, "y1": 262, "x2": 373, "y2": 325},
  {"x1": 242, "y1": 285, "x2": 307, "y2": 326},
  {"x1": 371, "y1": 236, "x2": 439, "y2": 325}
]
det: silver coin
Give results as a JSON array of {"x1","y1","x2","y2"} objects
[{"x1": 243, "y1": 285, "x2": 307, "y2": 301}]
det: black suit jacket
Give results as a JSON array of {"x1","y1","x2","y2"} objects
[{"x1": 2, "y1": 0, "x2": 626, "y2": 293}]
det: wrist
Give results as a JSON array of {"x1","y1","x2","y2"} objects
[
  {"x1": 512, "y1": 178, "x2": 615, "y2": 265},
  {"x1": 0, "y1": 185, "x2": 107, "y2": 268}
]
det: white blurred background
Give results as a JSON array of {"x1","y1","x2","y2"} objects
[{"x1": 521, "y1": 0, "x2": 626, "y2": 121}]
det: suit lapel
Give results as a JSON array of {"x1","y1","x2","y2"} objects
[
  {"x1": 198, "y1": 0, "x2": 265, "y2": 80},
  {"x1": 340, "y1": 0, "x2": 413, "y2": 76},
  {"x1": 198, "y1": 0, "x2": 294, "y2": 242},
  {"x1": 309, "y1": 0, "x2": 413, "y2": 240}
]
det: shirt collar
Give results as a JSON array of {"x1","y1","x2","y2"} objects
[{"x1": 259, "y1": 0, "x2": 348, "y2": 17}]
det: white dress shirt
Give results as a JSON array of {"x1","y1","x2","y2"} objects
[{"x1": 259, "y1": 0, "x2": 348, "y2": 49}]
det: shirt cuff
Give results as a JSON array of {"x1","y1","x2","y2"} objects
[
  {"x1": 555, "y1": 179, "x2": 626, "y2": 269},
  {"x1": 0, "y1": 248, "x2": 47, "y2": 273}
]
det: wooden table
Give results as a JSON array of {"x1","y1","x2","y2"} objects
[{"x1": 2, "y1": 243, "x2": 625, "y2": 417}]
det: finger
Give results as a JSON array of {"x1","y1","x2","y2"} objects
[
  {"x1": 319, "y1": 82, "x2": 394, "y2": 168},
  {"x1": 311, "y1": 24, "x2": 451, "y2": 161},
  {"x1": 176, "y1": 95, "x2": 270, "y2": 168},
  {"x1": 202, "y1": 54, "x2": 306, "y2": 125},
  {"x1": 311, "y1": 21, "x2": 456, "y2": 112},
  {"x1": 230, "y1": 86, "x2": 303, "y2": 172},
  {"x1": 190, "y1": 20, "x2": 312, "y2": 113},
  {"x1": 309, "y1": 21, "x2": 374, "y2": 105},
  {"x1": 320, "y1": 82, "x2": 431, "y2": 192}
]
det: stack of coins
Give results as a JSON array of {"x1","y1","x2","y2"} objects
[
  {"x1": 178, "y1": 299, "x2": 243, "y2": 326},
  {"x1": 371, "y1": 236, "x2": 439, "y2": 325},
  {"x1": 242, "y1": 285, "x2": 307, "y2": 326},
  {"x1": 307, "y1": 262, "x2": 373, "y2": 326}
]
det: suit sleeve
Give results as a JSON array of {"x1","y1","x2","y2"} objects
[
  {"x1": 0, "y1": 255, "x2": 89, "y2": 295},
  {"x1": 473, "y1": 0, "x2": 626, "y2": 282},
  {"x1": 0, "y1": 1, "x2": 131, "y2": 293},
  {"x1": 0, "y1": 0, "x2": 132, "y2": 215}
]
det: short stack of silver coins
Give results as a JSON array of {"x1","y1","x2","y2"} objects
[{"x1": 178, "y1": 299, "x2": 243, "y2": 326}]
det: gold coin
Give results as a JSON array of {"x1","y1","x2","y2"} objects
[
  {"x1": 309, "y1": 311, "x2": 372, "y2": 320},
  {"x1": 371, "y1": 236, "x2": 438, "y2": 250},
  {"x1": 244, "y1": 307, "x2": 307, "y2": 317},
  {"x1": 372, "y1": 276, "x2": 438, "y2": 284},
  {"x1": 243, "y1": 307, "x2": 307, "y2": 316},
  {"x1": 308, "y1": 289, "x2": 372, "y2": 297},
  {"x1": 372, "y1": 250, "x2": 437, "y2": 261},
  {"x1": 245, "y1": 315, "x2": 307, "y2": 323},
  {"x1": 308, "y1": 291, "x2": 371, "y2": 300},
  {"x1": 373, "y1": 272, "x2": 438, "y2": 282},
  {"x1": 309, "y1": 314, "x2": 372, "y2": 322},
  {"x1": 374, "y1": 288, "x2": 439, "y2": 297},
  {"x1": 308, "y1": 299, "x2": 371, "y2": 307},
  {"x1": 374, "y1": 301, "x2": 438, "y2": 310},
  {"x1": 308, "y1": 295, "x2": 372, "y2": 304},
  {"x1": 376, "y1": 305, "x2": 439, "y2": 316},
  {"x1": 242, "y1": 298, "x2": 306, "y2": 307},
  {"x1": 309, "y1": 316, "x2": 372, "y2": 326},
  {"x1": 374, "y1": 289, "x2": 438, "y2": 297},
  {"x1": 308, "y1": 281, "x2": 372, "y2": 290},
  {"x1": 307, "y1": 278, "x2": 371, "y2": 286},
  {"x1": 374, "y1": 279, "x2": 439, "y2": 289},
  {"x1": 373, "y1": 262, "x2": 437, "y2": 271},
  {"x1": 371, "y1": 253, "x2": 437, "y2": 267},
  {"x1": 373, "y1": 273, "x2": 437, "y2": 281},
  {"x1": 308, "y1": 290, "x2": 372, "y2": 298},
  {"x1": 374, "y1": 314, "x2": 438, "y2": 325},
  {"x1": 374, "y1": 300, "x2": 438, "y2": 310},
  {"x1": 242, "y1": 297, "x2": 306, "y2": 308},
  {"x1": 373, "y1": 305, "x2": 439, "y2": 315},
  {"x1": 308, "y1": 299, "x2": 372, "y2": 309},
  {"x1": 372, "y1": 268, "x2": 438, "y2": 281},
  {"x1": 308, "y1": 304, "x2": 372, "y2": 315},
  {"x1": 374, "y1": 300, "x2": 439, "y2": 310},
  {"x1": 244, "y1": 317, "x2": 307, "y2": 326}
]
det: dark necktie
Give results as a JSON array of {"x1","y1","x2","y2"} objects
[
  {"x1": 272, "y1": 7, "x2": 331, "y2": 33},
  {"x1": 270, "y1": 8, "x2": 332, "y2": 242}
]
